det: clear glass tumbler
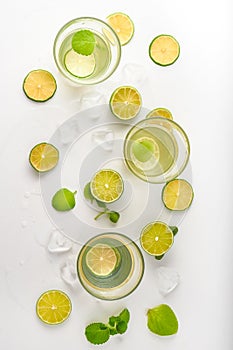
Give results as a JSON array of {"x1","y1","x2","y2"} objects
[{"x1": 53, "y1": 17, "x2": 121, "y2": 85}]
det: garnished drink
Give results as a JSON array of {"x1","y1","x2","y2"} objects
[{"x1": 77, "y1": 233, "x2": 144, "y2": 300}]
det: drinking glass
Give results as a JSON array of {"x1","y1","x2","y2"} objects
[
  {"x1": 53, "y1": 17, "x2": 121, "y2": 85},
  {"x1": 123, "y1": 117, "x2": 190, "y2": 183},
  {"x1": 77, "y1": 233, "x2": 144, "y2": 300}
]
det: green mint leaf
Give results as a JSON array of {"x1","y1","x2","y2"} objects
[
  {"x1": 118, "y1": 308, "x2": 130, "y2": 324},
  {"x1": 85, "y1": 323, "x2": 110, "y2": 345},
  {"x1": 109, "y1": 328, "x2": 118, "y2": 336},
  {"x1": 109, "y1": 211, "x2": 120, "y2": 223},
  {"x1": 84, "y1": 182, "x2": 94, "y2": 202},
  {"x1": 108, "y1": 316, "x2": 119, "y2": 327},
  {"x1": 116, "y1": 321, "x2": 128, "y2": 334},
  {"x1": 147, "y1": 304, "x2": 178, "y2": 336},
  {"x1": 72, "y1": 30, "x2": 96, "y2": 56},
  {"x1": 170, "y1": 226, "x2": 178, "y2": 236},
  {"x1": 95, "y1": 199, "x2": 107, "y2": 208},
  {"x1": 52, "y1": 188, "x2": 76, "y2": 211}
]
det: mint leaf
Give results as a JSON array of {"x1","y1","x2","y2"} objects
[
  {"x1": 52, "y1": 188, "x2": 77, "y2": 211},
  {"x1": 72, "y1": 30, "x2": 96, "y2": 56},
  {"x1": 109, "y1": 211, "x2": 120, "y2": 223},
  {"x1": 84, "y1": 182, "x2": 94, "y2": 202},
  {"x1": 147, "y1": 304, "x2": 178, "y2": 336},
  {"x1": 108, "y1": 316, "x2": 119, "y2": 327},
  {"x1": 85, "y1": 323, "x2": 110, "y2": 345},
  {"x1": 170, "y1": 226, "x2": 178, "y2": 236},
  {"x1": 119, "y1": 308, "x2": 130, "y2": 324},
  {"x1": 116, "y1": 321, "x2": 128, "y2": 334}
]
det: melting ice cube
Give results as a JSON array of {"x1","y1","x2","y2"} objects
[
  {"x1": 91, "y1": 129, "x2": 114, "y2": 151},
  {"x1": 120, "y1": 63, "x2": 148, "y2": 86},
  {"x1": 80, "y1": 90, "x2": 106, "y2": 120},
  {"x1": 156, "y1": 266, "x2": 180, "y2": 295},
  {"x1": 60, "y1": 258, "x2": 77, "y2": 286},
  {"x1": 47, "y1": 230, "x2": 73, "y2": 253}
]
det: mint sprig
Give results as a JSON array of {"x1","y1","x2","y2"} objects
[
  {"x1": 84, "y1": 182, "x2": 120, "y2": 223},
  {"x1": 72, "y1": 30, "x2": 96, "y2": 56},
  {"x1": 85, "y1": 308, "x2": 130, "y2": 345}
]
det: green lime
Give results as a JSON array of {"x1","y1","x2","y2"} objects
[
  {"x1": 109, "y1": 86, "x2": 142, "y2": 120},
  {"x1": 106, "y1": 12, "x2": 134, "y2": 45},
  {"x1": 52, "y1": 188, "x2": 77, "y2": 211},
  {"x1": 64, "y1": 49, "x2": 96, "y2": 78}
]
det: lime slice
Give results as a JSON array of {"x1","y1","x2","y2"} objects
[
  {"x1": 106, "y1": 12, "x2": 134, "y2": 45},
  {"x1": 140, "y1": 221, "x2": 174, "y2": 256},
  {"x1": 149, "y1": 35, "x2": 180, "y2": 66},
  {"x1": 146, "y1": 107, "x2": 173, "y2": 120},
  {"x1": 64, "y1": 49, "x2": 96, "y2": 78},
  {"x1": 162, "y1": 179, "x2": 194, "y2": 210},
  {"x1": 29, "y1": 142, "x2": 59, "y2": 172},
  {"x1": 110, "y1": 86, "x2": 142, "y2": 120},
  {"x1": 132, "y1": 137, "x2": 159, "y2": 163},
  {"x1": 36, "y1": 290, "x2": 72, "y2": 325},
  {"x1": 23, "y1": 69, "x2": 57, "y2": 102},
  {"x1": 90, "y1": 169, "x2": 124, "y2": 203},
  {"x1": 86, "y1": 243, "x2": 118, "y2": 276}
]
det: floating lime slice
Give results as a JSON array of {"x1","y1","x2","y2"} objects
[{"x1": 64, "y1": 49, "x2": 96, "y2": 78}]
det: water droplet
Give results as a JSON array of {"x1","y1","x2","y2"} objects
[
  {"x1": 47, "y1": 230, "x2": 73, "y2": 253},
  {"x1": 60, "y1": 258, "x2": 77, "y2": 286}
]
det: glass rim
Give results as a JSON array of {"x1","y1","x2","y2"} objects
[
  {"x1": 53, "y1": 16, "x2": 122, "y2": 85},
  {"x1": 123, "y1": 116, "x2": 191, "y2": 184}
]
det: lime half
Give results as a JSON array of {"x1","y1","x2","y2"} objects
[
  {"x1": 86, "y1": 243, "x2": 118, "y2": 276},
  {"x1": 140, "y1": 221, "x2": 174, "y2": 256},
  {"x1": 90, "y1": 169, "x2": 124, "y2": 203},
  {"x1": 64, "y1": 49, "x2": 95, "y2": 78}
]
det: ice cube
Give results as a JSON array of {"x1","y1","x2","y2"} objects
[
  {"x1": 47, "y1": 230, "x2": 73, "y2": 253},
  {"x1": 60, "y1": 258, "x2": 77, "y2": 286},
  {"x1": 120, "y1": 63, "x2": 148, "y2": 86},
  {"x1": 156, "y1": 266, "x2": 180, "y2": 295},
  {"x1": 91, "y1": 129, "x2": 114, "y2": 151},
  {"x1": 80, "y1": 90, "x2": 106, "y2": 120}
]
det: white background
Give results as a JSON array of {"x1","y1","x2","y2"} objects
[{"x1": 1, "y1": 0, "x2": 233, "y2": 349}]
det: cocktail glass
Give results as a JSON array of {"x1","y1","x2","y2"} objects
[
  {"x1": 123, "y1": 117, "x2": 190, "y2": 183},
  {"x1": 53, "y1": 17, "x2": 121, "y2": 85},
  {"x1": 77, "y1": 233, "x2": 144, "y2": 300}
]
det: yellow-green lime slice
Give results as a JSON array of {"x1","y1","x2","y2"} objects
[
  {"x1": 146, "y1": 107, "x2": 173, "y2": 120},
  {"x1": 149, "y1": 35, "x2": 180, "y2": 66},
  {"x1": 64, "y1": 49, "x2": 96, "y2": 78},
  {"x1": 132, "y1": 137, "x2": 159, "y2": 163},
  {"x1": 90, "y1": 169, "x2": 124, "y2": 203},
  {"x1": 162, "y1": 179, "x2": 194, "y2": 210},
  {"x1": 110, "y1": 86, "x2": 142, "y2": 120},
  {"x1": 86, "y1": 243, "x2": 117, "y2": 276},
  {"x1": 106, "y1": 12, "x2": 134, "y2": 45},
  {"x1": 36, "y1": 290, "x2": 72, "y2": 325},
  {"x1": 23, "y1": 69, "x2": 57, "y2": 102},
  {"x1": 140, "y1": 221, "x2": 174, "y2": 256},
  {"x1": 29, "y1": 142, "x2": 59, "y2": 172}
]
